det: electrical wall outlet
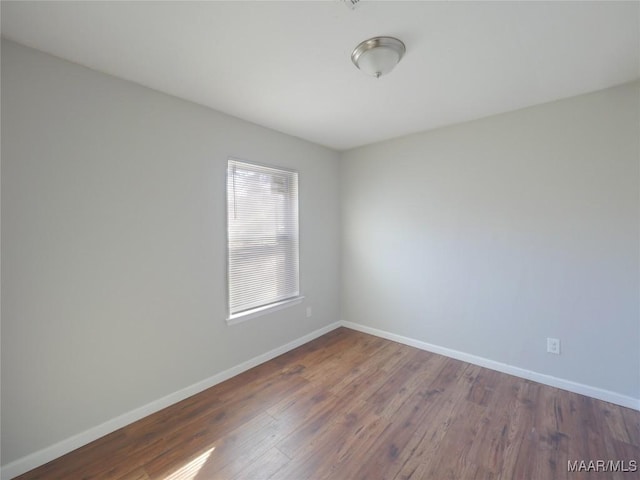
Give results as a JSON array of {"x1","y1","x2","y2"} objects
[
  {"x1": 306, "y1": 307, "x2": 312, "y2": 318},
  {"x1": 547, "y1": 337, "x2": 560, "y2": 355}
]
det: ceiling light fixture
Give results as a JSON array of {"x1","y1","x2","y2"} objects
[{"x1": 351, "y1": 36, "x2": 406, "y2": 78}]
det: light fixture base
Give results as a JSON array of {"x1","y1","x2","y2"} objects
[{"x1": 351, "y1": 36, "x2": 406, "y2": 78}]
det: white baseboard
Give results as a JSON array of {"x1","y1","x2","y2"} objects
[
  {"x1": 0, "y1": 321, "x2": 342, "y2": 480},
  {"x1": 340, "y1": 321, "x2": 640, "y2": 411}
]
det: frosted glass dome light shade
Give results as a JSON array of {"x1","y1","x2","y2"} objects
[{"x1": 351, "y1": 37, "x2": 406, "y2": 78}]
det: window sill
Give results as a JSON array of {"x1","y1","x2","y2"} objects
[{"x1": 226, "y1": 296, "x2": 305, "y2": 326}]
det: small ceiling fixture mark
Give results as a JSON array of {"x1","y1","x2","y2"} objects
[{"x1": 343, "y1": 0, "x2": 362, "y2": 10}]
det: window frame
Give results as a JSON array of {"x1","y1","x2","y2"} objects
[{"x1": 225, "y1": 158, "x2": 303, "y2": 325}]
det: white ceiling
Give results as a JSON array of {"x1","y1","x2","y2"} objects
[{"x1": 2, "y1": 1, "x2": 639, "y2": 151}]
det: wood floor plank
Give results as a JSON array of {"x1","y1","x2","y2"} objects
[
  {"x1": 229, "y1": 447, "x2": 291, "y2": 480},
  {"x1": 114, "y1": 468, "x2": 150, "y2": 480},
  {"x1": 349, "y1": 363, "x2": 475, "y2": 480},
  {"x1": 269, "y1": 409, "x2": 385, "y2": 480},
  {"x1": 465, "y1": 374, "x2": 522, "y2": 476},
  {"x1": 142, "y1": 411, "x2": 278, "y2": 478},
  {"x1": 326, "y1": 340, "x2": 416, "y2": 400},
  {"x1": 602, "y1": 402, "x2": 638, "y2": 445},
  {"x1": 274, "y1": 393, "x2": 346, "y2": 459},
  {"x1": 316, "y1": 412, "x2": 392, "y2": 480},
  {"x1": 620, "y1": 406, "x2": 640, "y2": 446},
  {"x1": 13, "y1": 327, "x2": 640, "y2": 480},
  {"x1": 503, "y1": 380, "x2": 544, "y2": 480}
]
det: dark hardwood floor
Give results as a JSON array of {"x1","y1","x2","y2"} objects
[{"x1": 14, "y1": 327, "x2": 640, "y2": 479}]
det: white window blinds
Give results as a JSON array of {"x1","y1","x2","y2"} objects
[{"x1": 227, "y1": 159, "x2": 300, "y2": 316}]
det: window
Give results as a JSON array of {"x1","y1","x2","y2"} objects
[{"x1": 226, "y1": 159, "x2": 300, "y2": 321}]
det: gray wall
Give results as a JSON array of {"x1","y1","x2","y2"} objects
[
  {"x1": 341, "y1": 81, "x2": 640, "y2": 400},
  {"x1": 1, "y1": 40, "x2": 341, "y2": 465}
]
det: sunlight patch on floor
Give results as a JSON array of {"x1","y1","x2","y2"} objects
[{"x1": 163, "y1": 447, "x2": 215, "y2": 480}]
